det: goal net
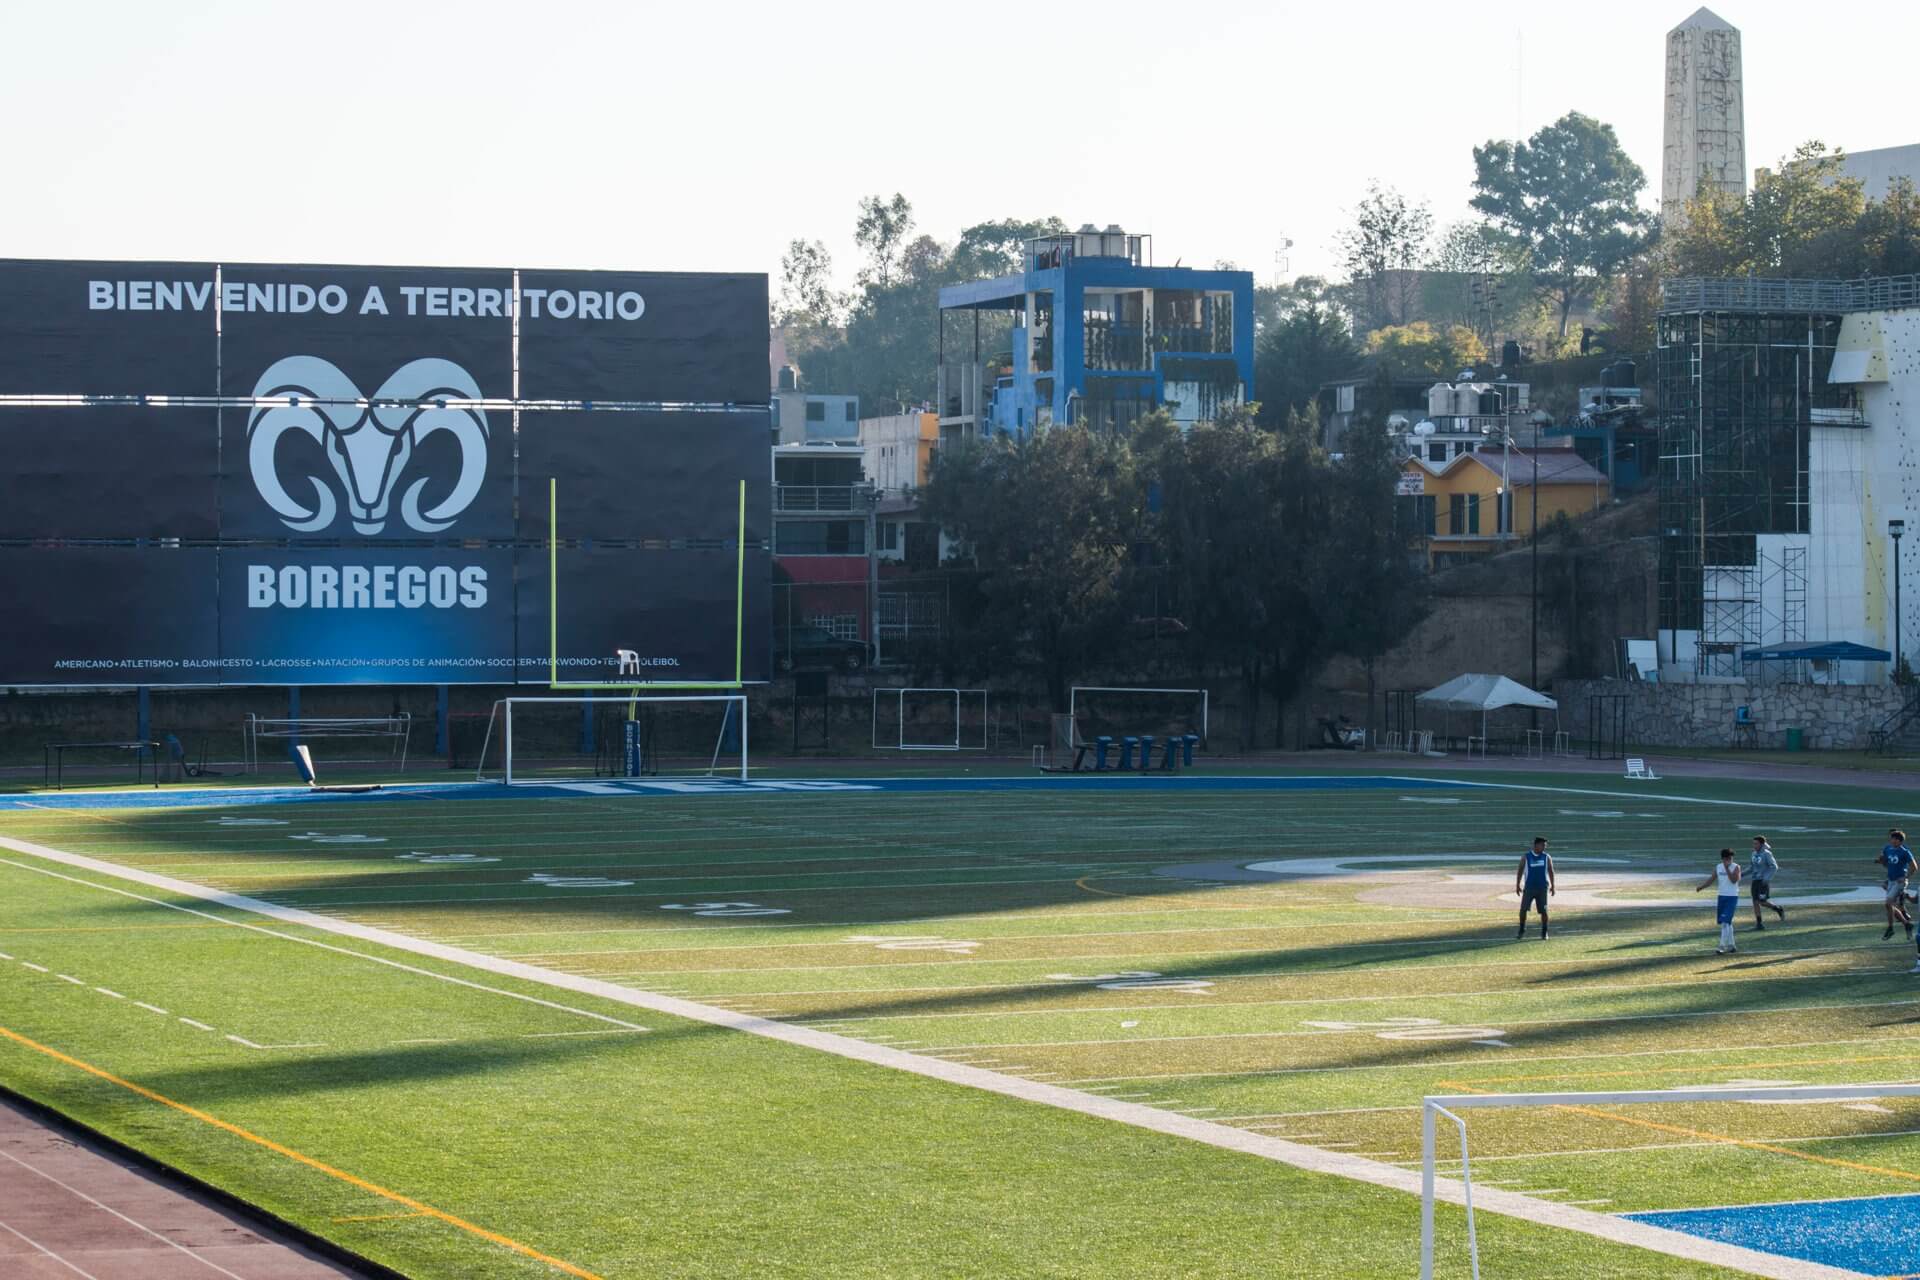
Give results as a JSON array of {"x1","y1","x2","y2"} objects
[
  {"x1": 1420, "y1": 1083, "x2": 1920, "y2": 1279},
  {"x1": 1068, "y1": 686, "x2": 1208, "y2": 751},
  {"x1": 475, "y1": 695, "x2": 748, "y2": 784},
  {"x1": 872, "y1": 688, "x2": 988, "y2": 751}
]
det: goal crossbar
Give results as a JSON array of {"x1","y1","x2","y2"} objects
[
  {"x1": 1421, "y1": 1083, "x2": 1920, "y2": 1279},
  {"x1": 478, "y1": 694, "x2": 748, "y2": 785}
]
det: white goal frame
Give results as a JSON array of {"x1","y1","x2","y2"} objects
[
  {"x1": 476, "y1": 695, "x2": 748, "y2": 785},
  {"x1": 871, "y1": 688, "x2": 988, "y2": 751},
  {"x1": 1421, "y1": 1082, "x2": 1920, "y2": 1279},
  {"x1": 1067, "y1": 686, "x2": 1209, "y2": 747}
]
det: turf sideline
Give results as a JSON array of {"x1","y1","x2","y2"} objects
[{"x1": 0, "y1": 833, "x2": 1861, "y2": 1280}]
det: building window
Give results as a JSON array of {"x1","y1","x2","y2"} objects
[
  {"x1": 1417, "y1": 495, "x2": 1437, "y2": 536},
  {"x1": 1428, "y1": 441, "x2": 1446, "y2": 462},
  {"x1": 1448, "y1": 493, "x2": 1466, "y2": 535},
  {"x1": 805, "y1": 401, "x2": 826, "y2": 422},
  {"x1": 845, "y1": 401, "x2": 857, "y2": 421},
  {"x1": 775, "y1": 519, "x2": 866, "y2": 555},
  {"x1": 1467, "y1": 492, "x2": 1480, "y2": 534},
  {"x1": 877, "y1": 521, "x2": 899, "y2": 551}
]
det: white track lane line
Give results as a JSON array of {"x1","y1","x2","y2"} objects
[
  {"x1": 0, "y1": 1144, "x2": 246, "y2": 1279},
  {"x1": 0, "y1": 834, "x2": 1862, "y2": 1280},
  {"x1": 0, "y1": 1218, "x2": 99, "y2": 1278}
]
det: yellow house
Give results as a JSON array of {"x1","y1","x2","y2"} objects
[{"x1": 1398, "y1": 447, "x2": 1610, "y2": 570}]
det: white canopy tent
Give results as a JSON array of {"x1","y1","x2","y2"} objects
[{"x1": 1415, "y1": 673, "x2": 1557, "y2": 747}]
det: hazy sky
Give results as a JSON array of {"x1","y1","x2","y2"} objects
[{"x1": 3, "y1": 0, "x2": 1916, "y2": 290}]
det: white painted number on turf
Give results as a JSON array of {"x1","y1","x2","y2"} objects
[
  {"x1": 1303, "y1": 1016, "x2": 1509, "y2": 1042},
  {"x1": 1740, "y1": 824, "x2": 1847, "y2": 834},
  {"x1": 660, "y1": 902, "x2": 792, "y2": 917},
  {"x1": 1044, "y1": 970, "x2": 1214, "y2": 995},
  {"x1": 1399, "y1": 797, "x2": 1465, "y2": 805},
  {"x1": 525, "y1": 873, "x2": 636, "y2": 889},
  {"x1": 845, "y1": 934, "x2": 980, "y2": 954},
  {"x1": 288, "y1": 832, "x2": 387, "y2": 844},
  {"x1": 396, "y1": 852, "x2": 501, "y2": 865}
]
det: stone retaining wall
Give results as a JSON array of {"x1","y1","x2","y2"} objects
[{"x1": 1555, "y1": 679, "x2": 1906, "y2": 750}]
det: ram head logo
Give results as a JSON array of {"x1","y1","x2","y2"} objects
[{"x1": 247, "y1": 356, "x2": 489, "y2": 535}]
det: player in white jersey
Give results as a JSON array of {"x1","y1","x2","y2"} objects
[{"x1": 1695, "y1": 847, "x2": 1742, "y2": 954}]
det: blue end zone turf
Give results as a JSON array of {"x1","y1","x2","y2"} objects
[
  {"x1": 0, "y1": 773, "x2": 1463, "y2": 811},
  {"x1": 1626, "y1": 1193, "x2": 1920, "y2": 1276}
]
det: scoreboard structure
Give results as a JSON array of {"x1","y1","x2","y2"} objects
[{"x1": 0, "y1": 259, "x2": 772, "y2": 686}]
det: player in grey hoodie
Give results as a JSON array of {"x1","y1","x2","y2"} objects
[{"x1": 1747, "y1": 835, "x2": 1785, "y2": 930}]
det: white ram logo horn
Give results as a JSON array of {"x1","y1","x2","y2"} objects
[
  {"x1": 247, "y1": 357, "x2": 362, "y2": 533},
  {"x1": 245, "y1": 356, "x2": 489, "y2": 535},
  {"x1": 370, "y1": 359, "x2": 489, "y2": 534}
]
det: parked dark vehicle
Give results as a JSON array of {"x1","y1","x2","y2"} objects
[{"x1": 775, "y1": 623, "x2": 869, "y2": 673}]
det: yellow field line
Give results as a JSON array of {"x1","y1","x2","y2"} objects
[
  {"x1": 0, "y1": 1023, "x2": 603, "y2": 1279},
  {"x1": 1439, "y1": 1077, "x2": 1920, "y2": 1186},
  {"x1": 1075, "y1": 876, "x2": 1135, "y2": 897}
]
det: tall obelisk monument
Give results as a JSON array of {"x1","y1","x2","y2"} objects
[{"x1": 1662, "y1": 7, "x2": 1746, "y2": 224}]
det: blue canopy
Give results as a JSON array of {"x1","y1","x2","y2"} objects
[{"x1": 1740, "y1": 641, "x2": 1892, "y2": 662}]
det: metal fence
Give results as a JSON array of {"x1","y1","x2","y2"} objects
[{"x1": 1661, "y1": 275, "x2": 1920, "y2": 314}]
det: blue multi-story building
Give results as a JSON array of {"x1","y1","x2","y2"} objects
[{"x1": 936, "y1": 225, "x2": 1254, "y2": 442}]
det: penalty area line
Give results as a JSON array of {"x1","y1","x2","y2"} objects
[{"x1": 0, "y1": 834, "x2": 1846, "y2": 1280}]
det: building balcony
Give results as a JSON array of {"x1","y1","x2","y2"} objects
[{"x1": 774, "y1": 484, "x2": 876, "y2": 514}]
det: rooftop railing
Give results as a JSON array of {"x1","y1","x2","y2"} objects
[{"x1": 1662, "y1": 275, "x2": 1920, "y2": 314}]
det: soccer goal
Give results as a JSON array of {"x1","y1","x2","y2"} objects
[
  {"x1": 1068, "y1": 686, "x2": 1209, "y2": 750},
  {"x1": 871, "y1": 688, "x2": 988, "y2": 751},
  {"x1": 1420, "y1": 1082, "x2": 1920, "y2": 1279},
  {"x1": 475, "y1": 695, "x2": 748, "y2": 785}
]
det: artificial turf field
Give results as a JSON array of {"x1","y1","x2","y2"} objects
[{"x1": 4, "y1": 767, "x2": 1920, "y2": 1277}]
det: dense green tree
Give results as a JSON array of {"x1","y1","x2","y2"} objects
[
  {"x1": 853, "y1": 193, "x2": 915, "y2": 289},
  {"x1": 1471, "y1": 112, "x2": 1655, "y2": 338},
  {"x1": 920, "y1": 426, "x2": 1143, "y2": 709},
  {"x1": 1661, "y1": 143, "x2": 1920, "y2": 279},
  {"x1": 1252, "y1": 290, "x2": 1360, "y2": 427},
  {"x1": 1363, "y1": 322, "x2": 1487, "y2": 381}
]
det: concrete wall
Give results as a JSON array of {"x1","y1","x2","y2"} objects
[{"x1": 1556, "y1": 678, "x2": 1905, "y2": 750}]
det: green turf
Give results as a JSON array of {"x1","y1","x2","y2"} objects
[{"x1": 8, "y1": 767, "x2": 1920, "y2": 1276}]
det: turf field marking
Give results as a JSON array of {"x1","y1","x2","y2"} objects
[
  {"x1": 0, "y1": 1023, "x2": 604, "y2": 1279},
  {"x1": 0, "y1": 856, "x2": 647, "y2": 1034},
  {"x1": 0, "y1": 834, "x2": 1852, "y2": 1279},
  {"x1": 21, "y1": 962, "x2": 48, "y2": 972},
  {"x1": 177, "y1": 1018, "x2": 215, "y2": 1032},
  {"x1": 134, "y1": 1003, "x2": 168, "y2": 1016},
  {"x1": 1443, "y1": 1080, "x2": 1920, "y2": 1190},
  {"x1": 1412, "y1": 1129, "x2": 1920, "y2": 1167},
  {"x1": 93, "y1": 988, "x2": 121, "y2": 999},
  {"x1": 1430, "y1": 776, "x2": 1919, "y2": 820}
]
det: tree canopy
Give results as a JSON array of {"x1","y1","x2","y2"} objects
[
  {"x1": 1664, "y1": 143, "x2": 1920, "y2": 278},
  {"x1": 1363, "y1": 322, "x2": 1487, "y2": 381},
  {"x1": 1337, "y1": 183, "x2": 1433, "y2": 332},
  {"x1": 1470, "y1": 112, "x2": 1655, "y2": 338}
]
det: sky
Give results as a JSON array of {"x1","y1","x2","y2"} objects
[{"x1": 3, "y1": 0, "x2": 1918, "y2": 292}]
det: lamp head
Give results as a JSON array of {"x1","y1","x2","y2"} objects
[{"x1": 1893, "y1": 518, "x2": 1907, "y2": 541}]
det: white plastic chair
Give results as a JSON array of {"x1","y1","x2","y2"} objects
[{"x1": 614, "y1": 649, "x2": 641, "y2": 676}]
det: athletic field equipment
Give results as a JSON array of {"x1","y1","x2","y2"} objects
[
  {"x1": 292, "y1": 744, "x2": 382, "y2": 793},
  {"x1": 1624, "y1": 756, "x2": 1659, "y2": 779},
  {"x1": 242, "y1": 713, "x2": 410, "y2": 775},
  {"x1": 1068, "y1": 686, "x2": 1208, "y2": 750},
  {"x1": 41, "y1": 739, "x2": 163, "y2": 790},
  {"x1": 871, "y1": 688, "x2": 988, "y2": 751},
  {"x1": 1420, "y1": 1083, "x2": 1920, "y2": 1279},
  {"x1": 475, "y1": 694, "x2": 748, "y2": 784}
]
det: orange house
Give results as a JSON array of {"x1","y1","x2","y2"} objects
[{"x1": 1398, "y1": 447, "x2": 1610, "y2": 570}]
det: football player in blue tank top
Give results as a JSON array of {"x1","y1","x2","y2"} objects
[
  {"x1": 1879, "y1": 828, "x2": 1916, "y2": 941},
  {"x1": 1513, "y1": 837, "x2": 1554, "y2": 940}
]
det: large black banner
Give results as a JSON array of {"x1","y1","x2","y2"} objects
[
  {"x1": 0, "y1": 548, "x2": 220, "y2": 684},
  {"x1": 0, "y1": 258, "x2": 771, "y2": 685}
]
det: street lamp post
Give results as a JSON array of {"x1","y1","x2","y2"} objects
[{"x1": 1893, "y1": 518, "x2": 1907, "y2": 682}]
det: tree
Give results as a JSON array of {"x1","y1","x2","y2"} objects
[
  {"x1": 1665, "y1": 143, "x2": 1867, "y2": 277},
  {"x1": 1421, "y1": 221, "x2": 1528, "y2": 342},
  {"x1": 920, "y1": 427, "x2": 1142, "y2": 709},
  {"x1": 948, "y1": 216, "x2": 1068, "y2": 280},
  {"x1": 775, "y1": 239, "x2": 844, "y2": 329},
  {"x1": 854, "y1": 193, "x2": 915, "y2": 290},
  {"x1": 1471, "y1": 112, "x2": 1655, "y2": 338},
  {"x1": 1317, "y1": 379, "x2": 1428, "y2": 737},
  {"x1": 1337, "y1": 183, "x2": 1433, "y2": 332},
  {"x1": 1252, "y1": 290, "x2": 1361, "y2": 428},
  {"x1": 1363, "y1": 322, "x2": 1487, "y2": 381}
]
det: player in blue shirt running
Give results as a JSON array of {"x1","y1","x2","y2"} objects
[
  {"x1": 1878, "y1": 828, "x2": 1915, "y2": 941},
  {"x1": 1514, "y1": 837, "x2": 1554, "y2": 940}
]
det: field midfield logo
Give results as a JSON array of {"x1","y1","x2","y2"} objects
[{"x1": 248, "y1": 356, "x2": 488, "y2": 535}]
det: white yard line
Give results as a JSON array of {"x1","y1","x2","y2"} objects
[{"x1": 0, "y1": 833, "x2": 1857, "y2": 1280}]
